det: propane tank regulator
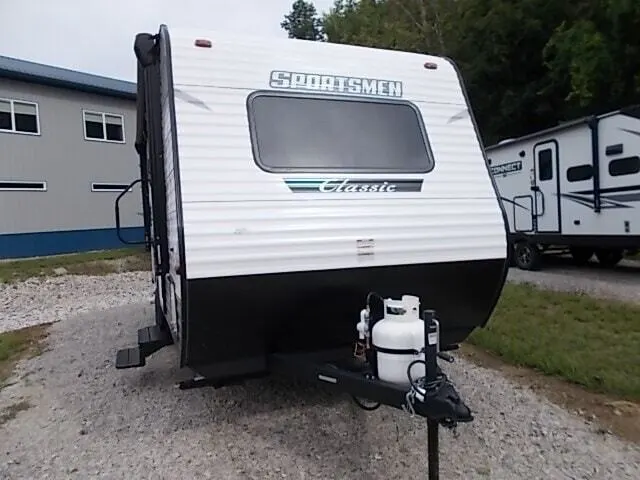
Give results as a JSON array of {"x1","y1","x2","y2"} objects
[{"x1": 353, "y1": 307, "x2": 369, "y2": 361}]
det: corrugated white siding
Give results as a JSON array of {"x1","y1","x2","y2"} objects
[{"x1": 164, "y1": 27, "x2": 507, "y2": 280}]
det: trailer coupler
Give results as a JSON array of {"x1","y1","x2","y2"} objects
[{"x1": 402, "y1": 366, "x2": 473, "y2": 427}]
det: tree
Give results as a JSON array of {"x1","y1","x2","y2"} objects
[
  {"x1": 283, "y1": 0, "x2": 640, "y2": 145},
  {"x1": 281, "y1": 0, "x2": 324, "y2": 40},
  {"x1": 542, "y1": 0, "x2": 640, "y2": 117},
  {"x1": 442, "y1": 0, "x2": 572, "y2": 144},
  {"x1": 321, "y1": 0, "x2": 453, "y2": 55}
]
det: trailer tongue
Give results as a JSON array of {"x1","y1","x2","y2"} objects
[
  {"x1": 118, "y1": 292, "x2": 472, "y2": 479},
  {"x1": 266, "y1": 307, "x2": 472, "y2": 480}
]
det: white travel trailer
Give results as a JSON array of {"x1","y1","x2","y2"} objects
[
  {"x1": 114, "y1": 25, "x2": 509, "y2": 474},
  {"x1": 486, "y1": 108, "x2": 640, "y2": 270}
]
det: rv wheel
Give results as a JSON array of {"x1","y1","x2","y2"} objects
[
  {"x1": 514, "y1": 241, "x2": 541, "y2": 271},
  {"x1": 569, "y1": 247, "x2": 594, "y2": 265},
  {"x1": 594, "y1": 248, "x2": 623, "y2": 268}
]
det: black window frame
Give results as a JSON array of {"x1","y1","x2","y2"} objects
[
  {"x1": 608, "y1": 156, "x2": 640, "y2": 177},
  {"x1": 537, "y1": 148, "x2": 553, "y2": 181},
  {"x1": 566, "y1": 164, "x2": 593, "y2": 182},
  {"x1": 245, "y1": 90, "x2": 435, "y2": 174}
]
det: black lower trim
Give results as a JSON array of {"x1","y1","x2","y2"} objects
[
  {"x1": 183, "y1": 258, "x2": 507, "y2": 379},
  {"x1": 510, "y1": 232, "x2": 640, "y2": 249},
  {"x1": 192, "y1": 356, "x2": 268, "y2": 380}
]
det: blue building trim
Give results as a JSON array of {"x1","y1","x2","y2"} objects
[
  {"x1": 0, "y1": 55, "x2": 136, "y2": 101},
  {"x1": 0, "y1": 226, "x2": 145, "y2": 259}
]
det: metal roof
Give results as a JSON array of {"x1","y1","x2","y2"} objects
[{"x1": 0, "y1": 55, "x2": 136, "y2": 100}]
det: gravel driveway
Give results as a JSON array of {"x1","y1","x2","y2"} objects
[
  {"x1": 1, "y1": 270, "x2": 639, "y2": 479},
  {"x1": 0, "y1": 271, "x2": 153, "y2": 334}
]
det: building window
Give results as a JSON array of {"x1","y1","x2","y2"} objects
[
  {"x1": 246, "y1": 91, "x2": 433, "y2": 173},
  {"x1": 91, "y1": 182, "x2": 132, "y2": 192},
  {"x1": 0, "y1": 98, "x2": 40, "y2": 135},
  {"x1": 566, "y1": 164, "x2": 593, "y2": 182},
  {"x1": 0, "y1": 180, "x2": 47, "y2": 191},
  {"x1": 537, "y1": 148, "x2": 553, "y2": 181},
  {"x1": 608, "y1": 156, "x2": 640, "y2": 177},
  {"x1": 83, "y1": 110, "x2": 125, "y2": 143}
]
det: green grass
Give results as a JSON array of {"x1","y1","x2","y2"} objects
[
  {"x1": 469, "y1": 282, "x2": 640, "y2": 400},
  {"x1": 0, "y1": 326, "x2": 44, "y2": 425},
  {"x1": 0, "y1": 247, "x2": 150, "y2": 283},
  {"x1": 0, "y1": 324, "x2": 50, "y2": 389}
]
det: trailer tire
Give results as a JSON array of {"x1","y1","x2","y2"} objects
[
  {"x1": 514, "y1": 241, "x2": 541, "y2": 271},
  {"x1": 594, "y1": 248, "x2": 623, "y2": 268},
  {"x1": 569, "y1": 247, "x2": 594, "y2": 265}
]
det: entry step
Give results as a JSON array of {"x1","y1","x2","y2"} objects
[
  {"x1": 137, "y1": 325, "x2": 173, "y2": 357},
  {"x1": 115, "y1": 347, "x2": 145, "y2": 369},
  {"x1": 114, "y1": 324, "x2": 173, "y2": 370}
]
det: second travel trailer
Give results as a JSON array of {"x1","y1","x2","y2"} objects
[{"x1": 486, "y1": 107, "x2": 640, "y2": 270}]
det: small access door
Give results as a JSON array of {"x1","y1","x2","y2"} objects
[{"x1": 532, "y1": 141, "x2": 561, "y2": 233}]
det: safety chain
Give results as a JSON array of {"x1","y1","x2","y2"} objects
[{"x1": 402, "y1": 388, "x2": 417, "y2": 416}]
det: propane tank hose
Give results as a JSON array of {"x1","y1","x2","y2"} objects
[{"x1": 365, "y1": 291, "x2": 384, "y2": 311}]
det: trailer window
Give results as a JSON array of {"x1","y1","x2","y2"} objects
[
  {"x1": 608, "y1": 156, "x2": 640, "y2": 177},
  {"x1": 537, "y1": 149, "x2": 553, "y2": 181},
  {"x1": 246, "y1": 92, "x2": 433, "y2": 173},
  {"x1": 566, "y1": 164, "x2": 593, "y2": 182}
]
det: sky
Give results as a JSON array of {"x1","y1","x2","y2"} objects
[{"x1": 0, "y1": 0, "x2": 334, "y2": 82}]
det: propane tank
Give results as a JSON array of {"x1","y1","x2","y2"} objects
[{"x1": 371, "y1": 295, "x2": 425, "y2": 386}]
